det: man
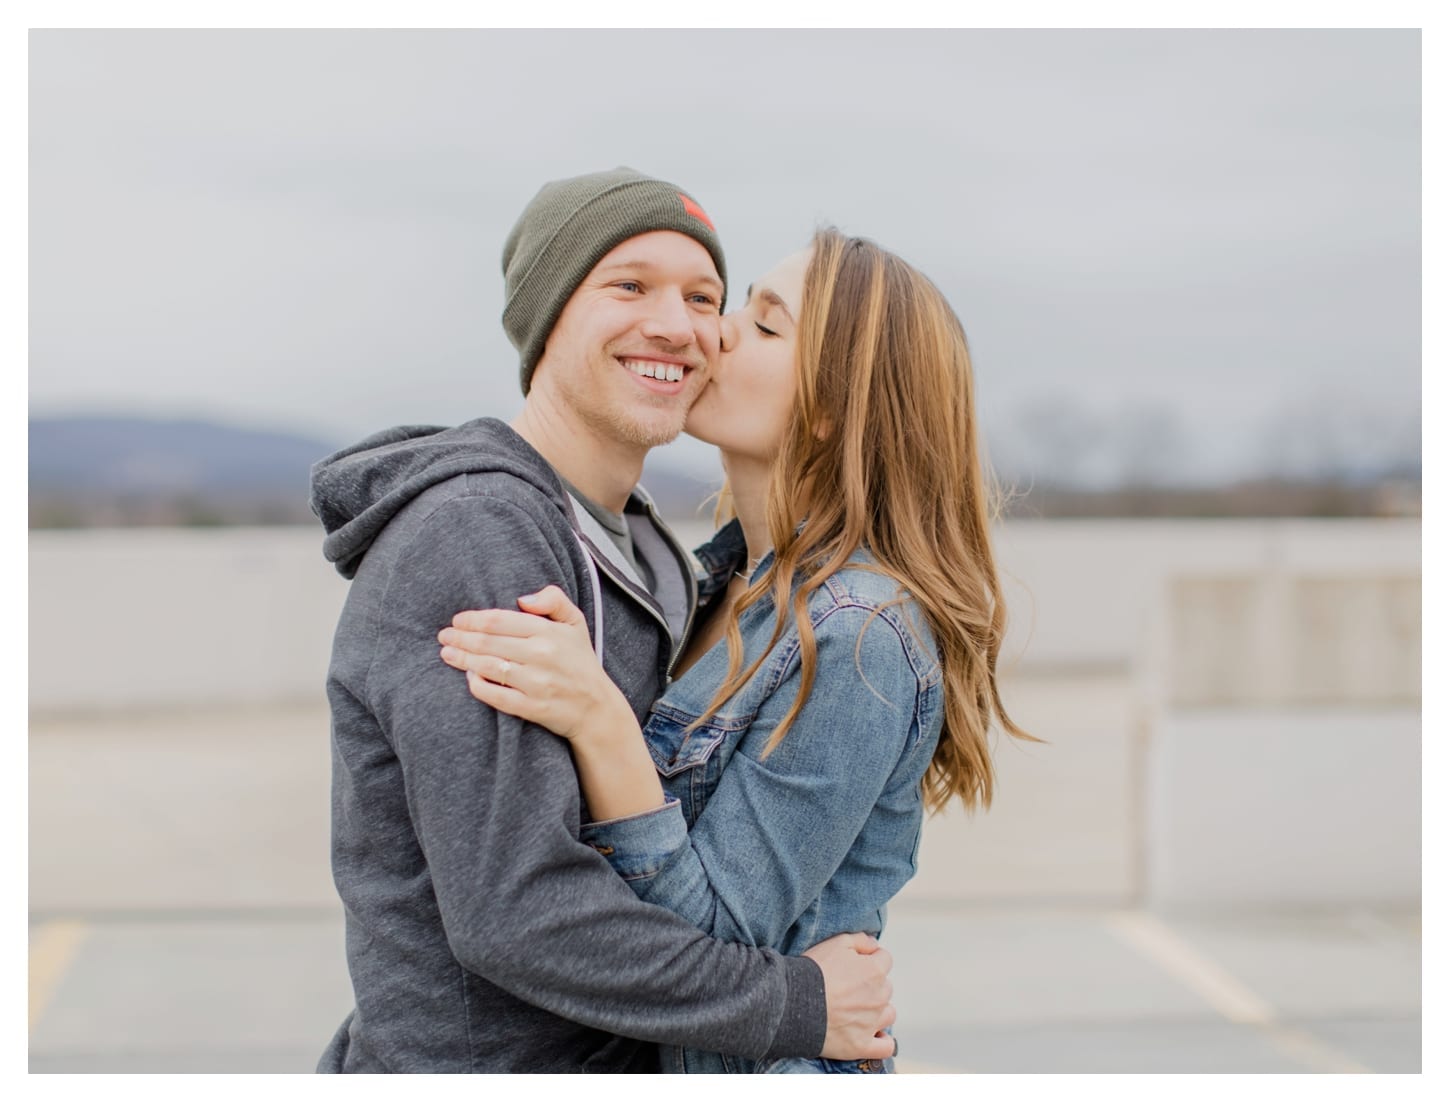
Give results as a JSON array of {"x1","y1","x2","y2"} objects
[{"x1": 310, "y1": 168, "x2": 895, "y2": 1073}]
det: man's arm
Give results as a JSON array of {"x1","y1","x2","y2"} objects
[{"x1": 364, "y1": 492, "x2": 864, "y2": 1060}]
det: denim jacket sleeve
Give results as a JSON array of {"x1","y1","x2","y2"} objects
[{"x1": 579, "y1": 601, "x2": 927, "y2": 947}]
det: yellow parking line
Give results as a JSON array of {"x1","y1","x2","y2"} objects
[
  {"x1": 1106, "y1": 911, "x2": 1275, "y2": 1024},
  {"x1": 1106, "y1": 911, "x2": 1370, "y2": 1074},
  {"x1": 29, "y1": 919, "x2": 88, "y2": 1032}
]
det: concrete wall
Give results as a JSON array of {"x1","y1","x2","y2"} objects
[
  {"x1": 28, "y1": 519, "x2": 1421, "y2": 907},
  {"x1": 897, "y1": 671, "x2": 1145, "y2": 907},
  {"x1": 29, "y1": 528, "x2": 349, "y2": 713},
  {"x1": 30, "y1": 518, "x2": 1420, "y2": 712},
  {"x1": 1135, "y1": 552, "x2": 1421, "y2": 908},
  {"x1": 1145, "y1": 709, "x2": 1421, "y2": 908}
]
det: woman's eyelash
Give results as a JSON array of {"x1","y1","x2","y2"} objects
[{"x1": 755, "y1": 322, "x2": 779, "y2": 337}]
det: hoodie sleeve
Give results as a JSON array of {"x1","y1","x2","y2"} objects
[{"x1": 359, "y1": 491, "x2": 826, "y2": 1061}]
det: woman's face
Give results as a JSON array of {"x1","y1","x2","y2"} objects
[{"x1": 685, "y1": 248, "x2": 811, "y2": 463}]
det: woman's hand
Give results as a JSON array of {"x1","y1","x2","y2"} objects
[
  {"x1": 438, "y1": 586, "x2": 628, "y2": 743},
  {"x1": 441, "y1": 586, "x2": 667, "y2": 820}
]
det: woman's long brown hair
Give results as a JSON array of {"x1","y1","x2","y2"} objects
[{"x1": 696, "y1": 228, "x2": 1037, "y2": 814}]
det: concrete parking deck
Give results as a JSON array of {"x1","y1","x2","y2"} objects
[{"x1": 29, "y1": 704, "x2": 1421, "y2": 1074}]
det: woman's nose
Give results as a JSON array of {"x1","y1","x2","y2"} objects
[{"x1": 719, "y1": 311, "x2": 741, "y2": 354}]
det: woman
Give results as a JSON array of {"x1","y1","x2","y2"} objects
[{"x1": 439, "y1": 227, "x2": 1033, "y2": 1073}]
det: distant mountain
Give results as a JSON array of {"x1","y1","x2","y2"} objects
[
  {"x1": 29, "y1": 416, "x2": 338, "y2": 527},
  {"x1": 29, "y1": 416, "x2": 337, "y2": 496},
  {"x1": 27, "y1": 416, "x2": 727, "y2": 528},
  {"x1": 641, "y1": 452, "x2": 723, "y2": 518},
  {"x1": 25, "y1": 415, "x2": 1419, "y2": 527}
]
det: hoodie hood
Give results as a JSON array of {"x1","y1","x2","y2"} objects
[{"x1": 311, "y1": 417, "x2": 564, "y2": 579}]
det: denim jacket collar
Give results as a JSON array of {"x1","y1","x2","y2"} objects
[
  {"x1": 694, "y1": 517, "x2": 820, "y2": 604},
  {"x1": 692, "y1": 518, "x2": 749, "y2": 602}
]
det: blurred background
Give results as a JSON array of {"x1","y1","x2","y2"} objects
[{"x1": 29, "y1": 28, "x2": 1421, "y2": 1073}]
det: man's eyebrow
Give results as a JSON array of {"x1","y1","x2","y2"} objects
[
  {"x1": 594, "y1": 258, "x2": 724, "y2": 292},
  {"x1": 745, "y1": 283, "x2": 795, "y2": 324}
]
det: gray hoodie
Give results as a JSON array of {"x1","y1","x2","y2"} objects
[{"x1": 310, "y1": 417, "x2": 826, "y2": 1073}]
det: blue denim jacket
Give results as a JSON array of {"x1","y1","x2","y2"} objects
[{"x1": 579, "y1": 521, "x2": 944, "y2": 1074}]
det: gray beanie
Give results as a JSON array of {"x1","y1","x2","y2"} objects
[{"x1": 502, "y1": 167, "x2": 727, "y2": 394}]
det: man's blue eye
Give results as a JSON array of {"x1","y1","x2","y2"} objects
[{"x1": 618, "y1": 281, "x2": 641, "y2": 293}]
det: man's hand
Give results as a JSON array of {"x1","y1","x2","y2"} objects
[{"x1": 803, "y1": 932, "x2": 896, "y2": 1061}]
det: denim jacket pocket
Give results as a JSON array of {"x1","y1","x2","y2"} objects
[
  {"x1": 641, "y1": 701, "x2": 754, "y2": 825},
  {"x1": 642, "y1": 701, "x2": 729, "y2": 778}
]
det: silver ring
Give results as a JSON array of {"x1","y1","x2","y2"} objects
[{"x1": 497, "y1": 658, "x2": 512, "y2": 687}]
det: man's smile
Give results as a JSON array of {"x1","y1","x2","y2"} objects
[{"x1": 615, "y1": 353, "x2": 702, "y2": 394}]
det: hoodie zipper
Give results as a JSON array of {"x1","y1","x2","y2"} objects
[
  {"x1": 573, "y1": 528, "x2": 674, "y2": 642},
  {"x1": 642, "y1": 496, "x2": 701, "y2": 682},
  {"x1": 563, "y1": 491, "x2": 702, "y2": 684}
]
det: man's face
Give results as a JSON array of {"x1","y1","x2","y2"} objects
[{"x1": 533, "y1": 230, "x2": 722, "y2": 449}]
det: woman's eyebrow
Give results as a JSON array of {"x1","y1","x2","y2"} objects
[{"x1": 745, "y1": 284, "x2": 795, "y2": 324}]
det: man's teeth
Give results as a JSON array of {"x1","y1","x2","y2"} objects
[{"x1": 622, "y1": 359, "x2": 685, "y2": 383}]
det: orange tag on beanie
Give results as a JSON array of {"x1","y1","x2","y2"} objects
[{"x1": 679, "y1": 193, "x2": 715, "y2": 231}]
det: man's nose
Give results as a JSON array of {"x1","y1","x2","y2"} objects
[{"x1": 640, "y1": 294, "x2": 696, "y2": 347}]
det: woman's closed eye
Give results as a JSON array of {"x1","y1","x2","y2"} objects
[{"x1": 754, "y1": 321, "x2": 779, "y2": 337}]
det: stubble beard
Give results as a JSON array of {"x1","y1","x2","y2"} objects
[
  {"x1": 585, "y1": 397, "x2": 688, "y2": 449},
  {"x1": 565, "y1": 349, "x2": 701, "y2": 450}
]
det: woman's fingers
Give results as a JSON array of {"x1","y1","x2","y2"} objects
[
  {"x1": 464, "y1": 669, "x2": 533, "y2": 716},
  {"x1": 450, "y1": 608, "x2": 551, "y2": 638},
  {"x1": 441, "y1": 648, "x2": 515, "y2": 684},
  {"x1": 516, "y1": 585, "x2": 588, "y2": 628},
  {"x1": 440, "y1": 647, "x2": 559, "y2": 703},
  {"x1": 464, "y1": 668, "x2": 573, "y2": 736},
  {"x1": 440, "y1": 592, "x2": 605, "y2": 742},
  {"x1": 437, "y1": 627, "x2": 534, "y2": 662},
  {"x1": 449, "y1": 592, "x2": 597, "y2": 660}
]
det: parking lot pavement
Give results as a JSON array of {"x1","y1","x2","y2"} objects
[
  {"x1": 29, "y1": 910, "x2": 349, "y2": 1073},
  {"x1": 29, "y1": 706, "x2": 1420, "y2": 1073},
  {"x1": 886, "y1": 904, "x2": 1419, "y2": 1074},
  {"x1": 28, "y1": 902, "x2": 1420, "y2": 1074}
]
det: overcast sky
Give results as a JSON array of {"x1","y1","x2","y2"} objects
[{"x1": 28, "y1": 28, "x2": 1421, "y2": 483}]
